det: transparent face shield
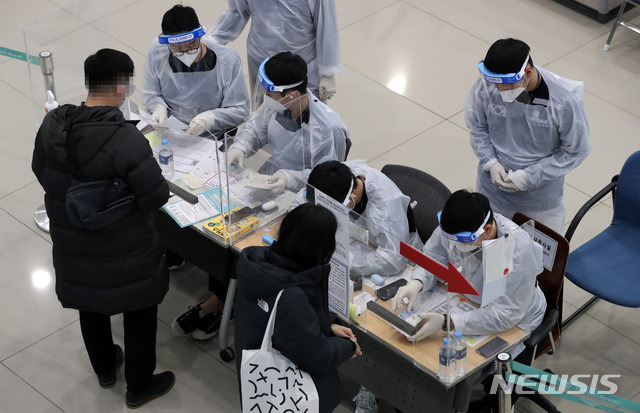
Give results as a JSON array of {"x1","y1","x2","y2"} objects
[
  {"x1": 227, "y1": 90, "x2": 313, "y2": 177},
  {"x1": 159, "y1": 26, "x2": 205, "y2": 68},
  {"x1": 439, "y1": 210, "x2": 491, "y2": 253},
  {"x1": 477, "y1": 55, "x2": 531, "y2": 105},
  {"x1": 251, "y1": 56, "x2": 305, "y2": 111},
  {"x1": 143, "y1": 27, "x2": 225, "y2": 140},
  {"x1": 449, "y1": 219, "x2": 535, "y2": 308}
]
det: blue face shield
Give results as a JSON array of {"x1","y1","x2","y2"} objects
[
  {"x1": 158, "y1": 26, "x2": 206, "y2": 45},
  {"x1": 257, "y1": 57, "x2": 304, "y2": 93},
  {"x1": 477, "y1": 55, "x2": 530, "y2": 85},
  {"x1": 438, "y1": 211, "x2": 491, "y2": 244}
]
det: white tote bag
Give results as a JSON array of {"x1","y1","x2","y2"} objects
[{"x1": 241, "y1": 289, "x2": 320, "y2": 413}]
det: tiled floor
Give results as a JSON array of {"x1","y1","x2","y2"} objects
[{"x1": 2, "y1": 0, "x2": 639, "y2": 412}]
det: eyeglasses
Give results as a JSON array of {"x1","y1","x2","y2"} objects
[
  {"x1": 168, "y1": 40, "x2": 200, "y2": 56},
  {"x1": 170, "y1": 47, "x2": 199, "y2": 57}
]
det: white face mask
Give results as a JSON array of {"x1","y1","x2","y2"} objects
[
  {"x1": 498, "y1": 78, "x2": 529, "y2": 103},
  {"x1": 261, "y1": 95, "x2": 287, "y2": 112},
  {"x1": 174, "y1": 46, "x2": 199, "y2": 67},
  {"x1": 454, "y1": 242, "x2": 480, "y2": 253}
]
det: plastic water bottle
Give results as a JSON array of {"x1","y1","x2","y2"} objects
[
  {"x1": 44, "y1": 90, "x2": 58, "y2": 113},
  {"x1": 159, "y1": 139, "x2": 174, "y2": 180},
  {"x1": 453, "y1": 331, "x2": 467, "y2": 377},
  {"x1": 439, "y1": 337, "x2": 456, "y2": 385}
]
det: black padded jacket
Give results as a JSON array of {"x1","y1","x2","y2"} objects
[{"x1": 32, "y1": 104, "x2": 170, "y2": 315}]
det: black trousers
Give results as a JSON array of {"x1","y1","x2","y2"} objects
[{"x1": 79, "y1": 306, "x2": 158, "y2": 392}]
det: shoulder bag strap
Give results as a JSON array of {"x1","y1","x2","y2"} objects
[{"x1": 259, "y1": 289, "x2": 285, "y2": 352}]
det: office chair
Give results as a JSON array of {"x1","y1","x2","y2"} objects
[
  {"x1": 562, "y1": 150, "x2": 640, "y2": 328},
  {"x1": 380, "y1": 164, "x2": 451, "y2": 242},
  {"x1": 603, "y1": 0, "x2": 640, "y2": 51},
  {"x1": 512, "y1": 213, "x2": 569, "y2": 413}
]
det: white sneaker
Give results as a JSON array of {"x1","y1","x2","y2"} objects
[{"x1": 353, "y1": 386, "x2": 379, "y2": 413}]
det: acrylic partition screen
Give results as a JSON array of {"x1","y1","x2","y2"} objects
[
  {"x1": 355, "y1": 214, "x2": 537, "y2": 376},
  {"x1": 220, "y1": 92, "x2": 329, "y2": 246}
]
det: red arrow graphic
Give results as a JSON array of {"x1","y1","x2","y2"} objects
[{"x1": 400, "y1": 241, "x2": 479, "y2": 295}]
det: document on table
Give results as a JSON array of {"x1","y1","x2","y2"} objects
[
  {"x1": 163, "y1": 188, "x2": 225, "y2": 228},
  {"x1": 430, "y1": 296, "x2": 489, "y2": 346},
  {"x1": 146, "y1": 130, "x2": 219, "y2": 180},
  {"x1": 139, "y1": 110, "x2": 188, "y2": 130}
]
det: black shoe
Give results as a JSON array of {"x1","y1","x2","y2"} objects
[
  {"x1": 191, "y1": 311, "x2": 223, "y2": 341},
  {"x1": 97, "y1": 344, "x2": 124, "y2": 389},
  {"x1": 171, "y1": 302, "x2": 204, "y2": 336},
  {"x1": 125, "y1": 371, "x2": 175, "y2": 409}
]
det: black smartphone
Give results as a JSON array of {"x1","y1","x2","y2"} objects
[
  {"x1": 476, "y1": 336, "x2": 509, "y2": 358},
  {"x1": 375, "y1": 278, "x2": 407, "y2": 301}
]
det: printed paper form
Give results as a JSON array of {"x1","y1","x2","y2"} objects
[
  {"x1": 146, "y1": 131, "x2": 219, "y2": 180},
  {"x1": 163, "y1": 189, "x2": 224, "y2": 228},
  {"x1": 139, "y1": 109, "x2": 188, "y2": 130}
]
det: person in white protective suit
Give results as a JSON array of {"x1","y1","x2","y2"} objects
[
  {"x1": 292, "y1": 160, "x2": 422, "y2": 277},
  {"x1": 207, "y1": 0, "x2": 341, "y2": 100},
  {"x1": 465, "y1": 38, "x2": 590, "y2": 233},
  {"x1": 226, "y1": 52, "x2": 348, "y2": 192},
  {"x1": 294, "y1": 160, "x2": 421, "y2": 413},
  {"x1": 141, "y1": 5, "x2": 249, "y2": 138},
  {"x1": 392, "y1": 190, "x2": 546, "y2": 359}
]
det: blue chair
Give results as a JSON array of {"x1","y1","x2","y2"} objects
[{"x1": 563, "y1": 150, "x2": 640, "y2": 327}]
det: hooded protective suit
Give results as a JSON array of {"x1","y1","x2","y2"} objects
[
  {"x1": 141, "y1": 37, "x2": 249, "y2": 138},
  {"x1": 207, "y1": 0, "x2": 341, "y2": 96},
  {"x1": 411, "y1": 214, "x2": 546, "y2": 341},
  {"x1": 465, "y1": 66, "x2": 590, "y2": 231}
]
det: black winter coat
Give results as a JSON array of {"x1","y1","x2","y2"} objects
[
  {"x1": 234, "y1": 244, "x2": 356, "y2": 413},
  {"x1": 32, "y1": 104, "x2": 170, "y2": 315}
]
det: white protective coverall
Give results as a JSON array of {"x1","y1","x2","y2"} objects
[
  {"x1": 465, "y1": 66, "x2": 590, "y2": 232},
  {"x1": 230, "y1": 92, "x2": 347, "y2": 188},
  {"x1": 207, "y1": 0, "x2": 341, "y2": 96},
  {"x1": 293, "y1": 160, "x2": 422, "y2": 277},
  {"x1": 141, "y1": 38, "x2": 249, "y2": 138},
  {"x1": 411, "y1": 213, "x2": 546, "y2": 343}
]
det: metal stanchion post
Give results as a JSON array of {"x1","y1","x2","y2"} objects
[
  {"x1": 39, "y1": 50, "x2": 55, "y2": 97},
  {"x1": 496, "y1": 352, "x2": 512, "y2": 413},
  {"x1": 34, "y1": 51, "x2": 55, "y2": 233}
]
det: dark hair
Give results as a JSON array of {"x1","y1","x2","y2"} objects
[
  {"x1": 305, "y1": 161, "x2": 355, "y2": 204},
  {"x1": 161, "y1": 5, "x2": 200, "y2": 34},
  {"x1": 277, "y1": 204, "x2": 337, "y2": 268},
  {"x1": 484, "y1": 38, "x2": 533, "y2": 74},
  {"x1": 440, "y1": 190, "x2": 494, "y2": 234},
  {"x1": 264, "y1": 51, "x2": 308, "y2": 94},
  {"x1": 84, "y1": 48, "x2": 134, "y2": 94}
]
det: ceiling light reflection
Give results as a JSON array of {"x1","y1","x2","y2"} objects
[
  {"x1": 31, "y1": 269, "x2": 52, "y2": 290},
  {"x1": 387, "y1": 75, "x2": 407, "y2": 94}
]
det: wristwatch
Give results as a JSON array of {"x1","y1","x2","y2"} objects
[{"x1": 441, "y1": 313, "x2": 455, "y2": 332}]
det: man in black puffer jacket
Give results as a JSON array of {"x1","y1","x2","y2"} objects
[{"x1": 32, "y1": 49, "x2": 174, "y2": 409}]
